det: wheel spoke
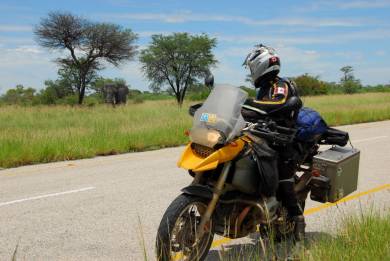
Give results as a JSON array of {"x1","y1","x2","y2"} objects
[{"x1": 169, "y1": 201, "x2": 212, "y2": 260}]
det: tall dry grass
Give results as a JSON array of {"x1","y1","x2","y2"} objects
[
  {"x1": 0, "y1": 100, "x2": 191, "y2": 168},
  {"x1": 1, "y1": 92, "x2": 390, "y2": 168},
  {"x1": 303, "y1": 92, "x2": 390, "y2": 125}
]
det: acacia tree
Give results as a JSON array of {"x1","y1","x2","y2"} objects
[
  {"x1": 340, "y1": 66, "x2": 354, "y2": 82},
  {"x1": 139, "y1": 33, "x2": 217, "y2": 106},
  {"x1": 34, "y1": 12, "x2": 137, "y2": 104},
  {"x1": 340, "y1": 65, "x2": 361, "y2": 94}
]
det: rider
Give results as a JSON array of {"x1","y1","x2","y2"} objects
[{"x1": 243, "y1": 44, "x2": 305, "y2": 241}]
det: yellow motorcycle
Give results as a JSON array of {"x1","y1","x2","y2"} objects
[{"x1": 155, "y1": 84, "x2": 355, "y2": 261}]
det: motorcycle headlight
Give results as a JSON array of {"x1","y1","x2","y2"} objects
[
  {"x1": 207, "y1": 130, "x2": 222, "y2": 145},
  {"x1": 190, "y1": 128, "x2": 225, "y2": 148}
]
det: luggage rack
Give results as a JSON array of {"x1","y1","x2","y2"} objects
[{"x1": 319, "y1": 127, "x2": 349, "y2": 147}]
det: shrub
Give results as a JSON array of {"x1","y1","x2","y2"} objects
[
  {"x1": 187, "y1": 89, "x2": 211, "y2": 101},
  {"x1": 342, "y1": 80, "x2": 361, "y2": 94},
  {"x1": 84, "y1": 96, "x2": 101, "y2": 107},
  {"x1": 56, "y1": 95, "x2": 79, "y2": 106},
  {"x1": 293, "y1": 74, "x2": 329, "y2": 96},
  {"x1": 133, "y1": 96, "x2": 144, "y2": 104}
]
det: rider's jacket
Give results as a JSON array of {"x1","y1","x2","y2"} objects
[{"x1": 244, "y1": 77, "x2": 301, "y2": 126}]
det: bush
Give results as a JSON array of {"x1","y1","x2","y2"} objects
[
  {"x1": 133, "y1": 96, "x2": 144, "y2": 104},
  {"x1": 56, "y1": 95, "x2": 79, "y2": 106},
  {"x1": 187, "y1": 89, "x2": 211, "y2": 101},
  {"x1": 342, "y1": 80, "x2": 361, "y2": 94},
  {"x1": 1, "y1": 85, "x2": 37, "y2": 105},
  {"x1": 84, "y1": 96, "x2": 101, "y2": 107},
  {"x1": 293, "y1": 74, "x2": 329, "y2": 96},
  {"x1": 361, "y1": 85, "x2": 390, "y2": 93}
]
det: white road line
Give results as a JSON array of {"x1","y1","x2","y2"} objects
[
  {"x1": 0, "y1": 187, "x2": 95, "y2": 207},
  {"x1": 353, "y1": 136, "x2": 388, "y2": 143}
]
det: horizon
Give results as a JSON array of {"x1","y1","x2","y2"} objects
[{"x1": 1, "y1": 0, "x2": 390, "y2": 94}]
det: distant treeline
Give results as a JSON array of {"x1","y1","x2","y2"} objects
[
  {"x1": 0, "y1": 78, "x2": 169, "y2": 106},
  {"x1": 242, "y1": 73, "x2": 390, "y2": 98},
  {"x1": 1, "y1": 74, "x2": 389, "y2": 106}
]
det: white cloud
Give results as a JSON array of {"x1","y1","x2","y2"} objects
[
  {"x1": 216, "y1": 34, "x2": 333, "y2": 46},
  {"x1": 336, "y1": 0, "x2": 390, "y2": 9},
  {"x1": 13, "y1": 45, "x2": 43, "y2": 54},
  {"x1": 99, "y1": 61, "x2": 147, "y2": 90},
  {"x1": 0, "y1": 36, "x2": 35, "y2": 46},
  {"x1": 137, "y1": 30, "x2": 174, "y2": 38},
  {"x1": 374, "y1": 50, "x2": 386, "y2": 56},
  {"x1": 0, "y1": 45, "x2": 57, "y2": 91},
  {"x1": 214, "y1": 29, "x2": 390, "y2": 46},
  {"x1": 355, "y1": 67, "x2": 390, "y2": 85},
  {"x1": 296, "y1": 0, "x2": 390, "y2": 12},
  {"x1": 0, "y1": 25, "x2": 32, "y2": 32},
  {"x1": 101, "y1": 12, "x2": 368, "y2": 28},
  {"x1": 0, "y1": 44, "x2": 149, "y2": 93}
]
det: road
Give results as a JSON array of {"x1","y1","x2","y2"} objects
[{"x1": 1, "y1": 121, "x2": 390, "y2": 260}]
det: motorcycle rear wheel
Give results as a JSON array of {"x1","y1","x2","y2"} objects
[{"x1": 156, "y1": 194, "x2": 214, "y2": 261}]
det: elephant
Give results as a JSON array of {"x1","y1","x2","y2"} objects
[{"x1": 103, "y1": 83, "x2": 129, "y2": 105}]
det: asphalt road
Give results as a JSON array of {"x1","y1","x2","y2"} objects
[{"x1": 1, "y1": 121, "x2": 390, "y2": 260}]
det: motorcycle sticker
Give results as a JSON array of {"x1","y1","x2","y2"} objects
[{"x1": 200, "y1": 113, "x2": 217, "y2": 124}]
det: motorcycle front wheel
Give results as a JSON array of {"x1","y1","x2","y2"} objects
[{"x1": 156, "y1": 194, "x2": 214, "y2": 261}]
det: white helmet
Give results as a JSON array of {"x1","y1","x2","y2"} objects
[{"x1": 244, "y1": 44, "x2": 280, "y2": 86}]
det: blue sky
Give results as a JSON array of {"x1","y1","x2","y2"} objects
[{"x1": 0, "y1": 0, "x2": 390, "y2": 93}]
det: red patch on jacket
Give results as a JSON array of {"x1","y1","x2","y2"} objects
[{"x1": 273, "y1": 86, "x2": 287, "y2": 96}]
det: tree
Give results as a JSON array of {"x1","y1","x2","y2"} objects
[
  {"x1": 39, "y1": 75, "x2": 77, "y2": 105},
  {"x1": 139, "y1": 33, "x2": 217, "y2": 106},
  {"x1": 293, "y1": 74, "x2": 328, "y2": 96},
  {"x1": 1, "y1": 85, "x2": 37, "y2": 105},
  {"x1": 57, "y1": 60, "x2": 98, "y2": 95},
  {"x1": 34, "y1": 12, "x2": 137, "y2": 104},
  {"x1": 340, "y1": 66, "x2": 354, "y2": 82},
  {"x1": 339, "y1": 66, "x2": 361, "y2": 94}
]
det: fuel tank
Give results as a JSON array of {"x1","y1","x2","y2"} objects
[{"x1": 231, "y1": 154, "x2": 259, "y2": 195}]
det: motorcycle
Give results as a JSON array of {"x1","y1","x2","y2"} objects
[{"x1": 155, "y1": 81, "x2": 353, "y2": 261}]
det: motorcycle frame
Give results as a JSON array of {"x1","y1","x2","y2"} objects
[{"x1": 181, "y1": 134, "x2": 313, "y2": 242}]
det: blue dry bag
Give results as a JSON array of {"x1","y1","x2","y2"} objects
[{"x1": 296, "y1": 107, "x2": 328, "y2": 141}]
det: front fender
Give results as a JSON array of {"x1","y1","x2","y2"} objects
[{"x1": 181, "y1": 184, "x2": 213, "y2": 199}]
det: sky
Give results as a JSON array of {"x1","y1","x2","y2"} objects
[{"x1": 0, "y1": 0, "x2": 390, "y2": 93}]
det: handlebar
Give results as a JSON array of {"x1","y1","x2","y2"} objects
[{"x1": 243, "y1": 119, "x2": 297, "y2": 145}]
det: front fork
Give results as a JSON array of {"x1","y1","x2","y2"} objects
[{"x1": 195, "y1": 162, "x2": 232, "y2": 241}]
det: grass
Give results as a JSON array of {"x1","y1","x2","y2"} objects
[
  {"x1": 219, "y1": 211, "x2": 390, "y2": 261},
  {"x1": 302, "y1": 92, "x2": 390, "y2": 126},
  {"x1": 303, "y1": 212, "x2": 390, "y2": 261},
  {"x1": 1, "y1": 92, "x2": 390, "y2": 168},
  {"x1": 0, "y1": 100, "x2": 192, "y2": 168}
]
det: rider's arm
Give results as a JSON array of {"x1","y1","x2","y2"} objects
[{"x1": 245, "y1": 82, "x2": 290, "y2": 112}]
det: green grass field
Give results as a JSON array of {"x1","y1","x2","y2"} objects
[{"x1": 1, "y1": 92, "x2": 390, "y2": 168}]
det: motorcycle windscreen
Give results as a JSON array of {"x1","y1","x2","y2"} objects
[{"x1": 190, "y1": 85, "x2": 248, "y2": 148}]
